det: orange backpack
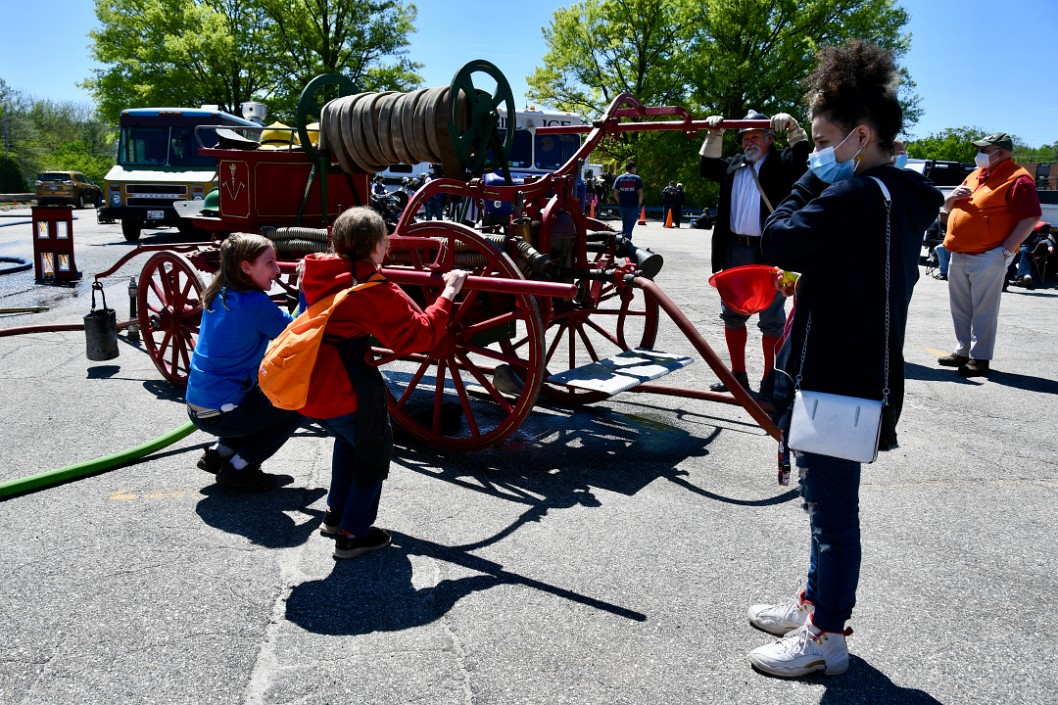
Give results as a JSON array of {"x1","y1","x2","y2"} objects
[{"x1": 258, "y1": 275, "x2": 383, "y2": 411}]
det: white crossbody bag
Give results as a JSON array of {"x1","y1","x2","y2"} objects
[{"x1": 787, "y1": 176, "x2": 891, "y2": 464}]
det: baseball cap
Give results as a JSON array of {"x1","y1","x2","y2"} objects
[
  {"x1": 740, "y1": 109, "x2": 772, "y2": 135},
  {"x1": 972, "y1": 132, "x2": 1013, "y2": 151}
]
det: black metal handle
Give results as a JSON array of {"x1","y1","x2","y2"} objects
[{"x1": 90, "y1": 281, "x2": 108, "y2": 312}]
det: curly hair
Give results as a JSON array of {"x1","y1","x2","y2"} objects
[
  {"x1": 331, "y1": 206, "x2": 387, "y2": 262},
  {"x1": 804, "y1": 40, "x2": 902, "y2": 152}
]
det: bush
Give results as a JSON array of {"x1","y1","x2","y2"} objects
[{"x1": 0, "y1": 154, "x2": 25, "y2": 192}]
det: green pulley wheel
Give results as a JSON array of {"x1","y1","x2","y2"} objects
[
  {"x1": 295, "y1": 73, "x2": 357, "y2": 164},
  {"x1": 448, "y1": 60, "x2": 516, "y2": 174}
]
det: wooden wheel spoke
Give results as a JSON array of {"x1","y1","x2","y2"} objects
[
  {"x1": 396, "y1": 357, "x2": 433, "y2": 410},
  {"x1": 175, "y1": 275, "x2": 197, "y2": 308},
  {"x1": 457, "y1": 351, "x2": 513, "y2": 413},
  {"x1": 582, "y1": 316, "x2": 621, "y2": 347},
  {"x1": 574, "y1": 324, "x2": 602, "y2": 362},
  {"x1": 459, "y1": 344, "x2": 526, "y2": 368},
  {"x1": 445, "y1": 359, "x2": 481, "y2": 437},
  {"x1": 545, "y1": 320, "x2": 572, "y2": 363},
  {"x1": 148, "y1": 276, "x2": 167, "y2": 303}
]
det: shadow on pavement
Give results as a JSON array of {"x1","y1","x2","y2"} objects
[
  {"x1": 285, "y1": 404, "x2": 745, "y2": 636},
  {"x1": 396, "y1": 402, "x2": 793, "y2": 515},
  {"x1": 905, "y1": 360, "x2": 1058, "y2": 394},
  {"x1": 750, "y1": 655, "x2": 945, "y2": 703},
  {"x1": 196, "y1": 482, "x2": 327, "y2": 548},
  {"x1": 819, "y1": 655, "x2": 946, "y2": 704},
  {"x1": 285, "y1": 529, "x2": 642, "y2": 637}
]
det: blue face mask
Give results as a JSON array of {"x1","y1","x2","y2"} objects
[
  {"x1": 893, "y1": 153, "x2": 908, "y2": 169},
  {"x1": 808, "y1": 130, "x2": 862, "y2": 184}
]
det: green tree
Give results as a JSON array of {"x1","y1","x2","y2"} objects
[
  {"x1": 686, "y1": 0, "x2": 912, "y2": 125},
  {"x1": 0, "y1": 154, "x2": 24, "y2": 192},
  {"x1": 43, "y1": 141, "x2": 114, "y2": 184},
  {"x1": 528, "y1": 0, "x2": 695, "y2": 119},
  {"x1": 1013, "y1": 143, "x2": 1057, "y2": 164},
  {"x1": 0, "y1": 79, "x2": 113, "y2": 187},
  {"x1": 85, "y1": 0, "x2": 421, "y2": 124},
  {"x1": 0, "y1": 78, "x2": 40, "y2": 182},
  {"x1": 258, "y1": 0, "x2": 421, "y2": 120},
  {"x1": 85, "y1": 0, "x2": 277, "y2": 121},
  {"x1": 905, "y1": 127, "x2": 983, "y2": 163},
  {"x1": 908, "y1": 127, "x2": 1058, "y2": 165}
]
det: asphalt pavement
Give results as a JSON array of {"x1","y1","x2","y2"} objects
[{"x1": 1, "y1": 207, "x2": 1056, "y2": 705}]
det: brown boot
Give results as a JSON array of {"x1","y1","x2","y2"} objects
[{"x1": 937, "y1": 353, "x2": 969, "y2": 367}]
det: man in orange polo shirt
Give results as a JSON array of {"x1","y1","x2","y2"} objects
[{"x1": 937, "y1": 132, "x2": 1040, "y2": 377}]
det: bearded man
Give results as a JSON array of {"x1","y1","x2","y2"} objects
[{"x1": 699, "y1": 109, "x2": 810, "y2": 393}]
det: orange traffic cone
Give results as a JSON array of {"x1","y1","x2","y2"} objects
[
  {"x1": 664, "y1": 209, "x2": 673, "y2": 228},
  {"x1": 637, "y1": 207, "x2": 647, "y2": 225},
  {"x1": 588, "y1": 199, "x2": 596, "y2": 219}
]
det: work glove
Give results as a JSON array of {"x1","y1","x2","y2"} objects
[
  {"x1": 771, "y1": 112, "x2": 807, "y2": 145},
  {"x1": 700, "y1": 115, "x2": 725, "y2": 158},
  {"x1": 770, "y1": 113, "x2": 795, "y2": 132}
]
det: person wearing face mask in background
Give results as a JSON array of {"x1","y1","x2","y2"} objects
[
  {"x1": 754, "y1": 40, "x2": 943, "y2": 678},
  {"x1": 936, "y1": 132, "x2": 1040, "y2": 377},
  {"x1": 699, "y1": 109, "x2": 810, "y2": 395},
  {"x1": 891, "y1": 139, "x2": 909, "y2": 169},
  {"x1": 892, "y1": 140, "x2": 952, "y2": 280}
]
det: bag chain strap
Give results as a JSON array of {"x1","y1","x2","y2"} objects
[{"x1": 795, "y1": 176, "x2": 891, "y2": 406}]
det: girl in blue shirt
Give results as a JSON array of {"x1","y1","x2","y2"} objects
[{"x1": 186, "y1": 233, "x2": 302, "y2": 490}]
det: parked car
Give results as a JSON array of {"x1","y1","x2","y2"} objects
[{"x1": 35, "y1": 171, "x2": 103, "y2": 209}]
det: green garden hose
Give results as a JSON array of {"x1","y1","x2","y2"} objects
[{"x1": 0, "y1": 421, "x2": 198, "y2": 500}]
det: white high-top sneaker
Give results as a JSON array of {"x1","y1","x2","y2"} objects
[
  {"x1": 749, "y1": 616, "x2": 851, "y2": 678},
  {"x1": 747, "y1": 589, "x2": 814, "y2": 635}
]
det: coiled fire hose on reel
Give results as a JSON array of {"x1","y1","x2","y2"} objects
[{"x1": 307, "y1": 60, "x2": 517, "y2": 180}]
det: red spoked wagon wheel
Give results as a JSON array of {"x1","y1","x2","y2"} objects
[
  {"x1": 137, "y1": 252, "x2": 205, "y2": 386},
  {"x1": 502, "y1": 228, "x2": 661, "y2": 405},
  {"x1": 378, "y1": 220, "x2": 545, "y2": 450}
]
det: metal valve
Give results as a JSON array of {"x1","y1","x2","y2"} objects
[{"x1": 127, "y1": 276, "x2": 140, "y2": 342}]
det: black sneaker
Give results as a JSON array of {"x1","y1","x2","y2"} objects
[
  {"x1": 957, "y1": 359, "x2": 990, "y2": 378},
  {"x1": 710, "y1": 370, "x2": 750, "y2": 393},
  {"x1": 197, "y1": 447, "x2": 224, "y2": 475},
  {"x1": 216, "y1": 461, "x2": 277, "y2": 490},
  {"x1": 333, "y1": 527, "x2": 392, "y2": 560},
  {"x1": 320, "y1": 510, "x2": 341, "y2": 538}
]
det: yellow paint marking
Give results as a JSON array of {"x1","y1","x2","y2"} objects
[
  {"x1": 925, "y1": 347, "x2": 950, "y2": 357},
  {"x1": 110, "y1": 489, "x2": 192, "y2": 501}
]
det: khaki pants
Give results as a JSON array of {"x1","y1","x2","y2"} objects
[{"x1": 948, "y1": 247, "x2": 1011, "y2": 360}]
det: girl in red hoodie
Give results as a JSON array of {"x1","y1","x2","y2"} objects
[{"x1": 299, "y1": 207, "x2": 467, "y2": 559}]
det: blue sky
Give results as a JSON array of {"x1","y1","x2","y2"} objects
[{"x1": 2, "y1": 0, "x2": 1056, "y2": 147}]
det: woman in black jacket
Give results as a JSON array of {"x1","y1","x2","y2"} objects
[{"x1": 746, "y1": 41, "x2": 943, "y2": 678}]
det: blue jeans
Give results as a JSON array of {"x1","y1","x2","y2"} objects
[
  {"x1": 797, "y1": 451, "x2": 861, "y2": 632},
  {"x1": 619, "y1": 205, "x2": 639, "y2": 238},
  {"x1": 935, "y1": 243, "x2": 950, "y2": 276},
  {"x1": 1016, "y1": 243, "x2": 1035, "y2": 279},
  {"x1": 316, "y1": 412, "x2": 384, "y2": 536},
  {"x1": 425, "y1": 199, "x2": 444, "y2": 220},
  {"x1": 187, "y1": 386, "x2": 302, "y2": 466}
]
